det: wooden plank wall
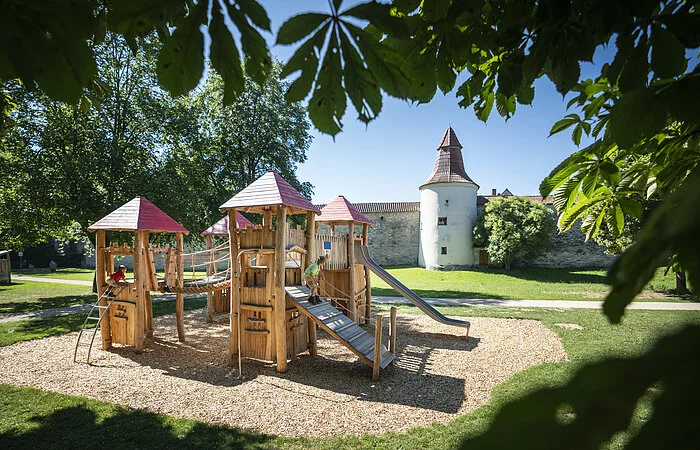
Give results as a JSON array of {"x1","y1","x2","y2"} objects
[
  {"x1": 313, "y1": 234, "x2": 348, "y2": 270},
  {"x1": 287, "y1": 226, "x2": 306, "y2": 249},
  {"x1": 239, "y1": 226, "x2": 275, "y2": 249}
]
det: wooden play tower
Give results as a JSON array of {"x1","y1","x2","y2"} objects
[
  {"x1": 221, "y1": 172, "x2": 395, "y2": 376},
  {"x1": 201, "y1": 212, "x2": 254, "y2": 322},
  {"x1": 85, "y1": 197, "x2": 190, "y2": 353},
  {"x1": 316, "y1": 195, "x2": 374, "y2": 324}
]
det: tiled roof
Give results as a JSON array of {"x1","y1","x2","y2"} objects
[
  {"x1": 88, "y1": 197, "x2": 190, "y2": 234},
  {"x1": 317, "y1": 202, "x2": 420, "y2": 214},
  {"x1": 421, "y1": 127, "x2": 478, "y2": 189},
  {"x1": 437, "y1": 127, "x2": 462, "y2": 149},
  {"x1": 317, "y1": 196, "x2": 373, "y2": 224},
  {"x1": 478, "y1": 195, "x2": 554, "y2": 206},
  {"x1": 200, "y1": 212, "x2": 255, "y2": 236},
  {"x1": 220, "y1": 171, "x2": 320, "y2": 215}
]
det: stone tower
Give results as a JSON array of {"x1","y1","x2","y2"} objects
[{"x1": 418, "y1": 127, "x2": 479, "y2": 269}]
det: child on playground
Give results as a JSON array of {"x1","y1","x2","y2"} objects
[
  {"x1": 304, "y1": 255, "x2": 326, "y2": 305},
  {"x1": 104, "y1": 264, "x2": 128, "y2": 298}
]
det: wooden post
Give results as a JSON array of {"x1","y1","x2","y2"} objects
[
  {"x1": 175, "y1": 232, "x2": 185, "y2": 342},
  {"x1": 389, "y1": 306, "x2": 397, "y2": 354},
  {"x1": 363, "y1": 223, "x2": 372, "y2": 322},
  {"x1": 305, "y1": 210, "x2": 317, "y2": 355},
  {"x1": 228, "y1": 209, "x2": 240, "y2": 365},
  {"x1": 274, "y1": 205, "x2": 288, "y2": 372},
  {"x1": 263, "y1": 209, "x2": 273, "y2": 230},
  {"x1": 133, "y1": 231, "x2": 146, "y2": 352},
  {"x1": 347, "y1": 228, "x2": 357, "y2": 323},
  {"x1": 96, "y1": 230, "x2": 112, "y2": 350},
  {"x1": 372, "y1": 314, "x2": 383, "y2": 381},
  {"x1": 205, "y1": 235, "x2": 213, "y2": 322}
]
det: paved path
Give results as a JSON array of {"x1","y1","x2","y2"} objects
[
  {"x1": 372, "y1": 296, "x2": 700, "y2": 310},
  {"x1": 3, "y1": 276, "x2": 697, "y2": 324},
  {"x1": 12, "y1": 275, "x2": 93, "y2": 286}
]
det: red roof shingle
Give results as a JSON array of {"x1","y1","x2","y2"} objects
[
  {"x1": 200, "y1": 213, "x2": 255, "y2": 236},
  {"x1": 220, "y1": 171, "x2": 319, "y2": 215},
  {"x1": 88, "y1": 197, "x2": 189, "y2": 234},
  {"x1": 317, "y1": 196, "x2": 373, "y2": 225}
]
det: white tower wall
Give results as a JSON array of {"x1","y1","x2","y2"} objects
[{"x1": 419, "y1": 182, "x2": 478, "y2": 269}]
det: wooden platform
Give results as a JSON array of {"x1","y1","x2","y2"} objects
[{"x1": 285, "y1": 286, "x2": 395, "y2": 369}]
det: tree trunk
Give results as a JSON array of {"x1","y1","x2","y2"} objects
[{"x1": 675, "y1": 271, "x2": 690, "y2": 295}]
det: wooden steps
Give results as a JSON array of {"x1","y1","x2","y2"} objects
[{"x1": 285, "y1": 286, "x2": 395, "y2": 369}]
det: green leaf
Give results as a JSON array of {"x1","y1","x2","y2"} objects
[
  {"x1": 605, "y1": 166, "x2": 700, "y2": 323},
  {"x1": 341, "y1": 31, "x2": 382, "y2": 123},
  {"x1": 106, "y1": 0, "x2": 186, "y2": 37},
  {"x1": 549, "y1": 114, "x2": 580, "y2": 136},
  {"x1": 516, "y1": 84, "x2": 535, "y2": 105},
  {"x1": 612, "y1": 202, "x2": 624, "y2": 235},
  {"x1": 571, "y1": 123, "x2": 583, "y2": 145},
  {"x1": 236, "y1": 0, "x2": 271, "y2": 31},
  {"x1": 422, "y1": 0, "x2": 451, "y2": 21},
  {"x1": 307, "y1": 31, "x2": 346, "y2": 136},
  {"x1": 651, "y1": 27, "x2": 687, "y2": 79},
  {"x1": 550, "y1": 57, "x2": 580, "y2": 94},
  {"x1": 342, "y1": 2, "x2": 410, "y2": 38},
  {"x1": 475, "y1": 91, "x2": 495, "y2": 122},
  {"x1": 581, "y1": 168, "x2": 599, "y2": 197},
  {"x1": 276, "y1": 13, "x2": 329, "y2": 45},
  {"x1": 660, "y1": 13, "x2": 700, "y2": 48},
  {"x1": 210, "y1": 5, "x2": 245, "y2": 105},
  {"x1": 228, "y1": 6, "x2": 271, "y2": 85},
  {"x1": 618, "y1": 197, "x2": 643, "y2": 218},
  {"x1": 156, "y1": 3, "x2": 205, "y2": 97},
  {"x1": 607, "y1": 89, "x2": 666, "y2": 148},
  {"x1": 618, "y1": 41, "x2": 649, "y2": 93}
]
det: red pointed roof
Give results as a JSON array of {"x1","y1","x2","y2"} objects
[
  {"x1": 317, "y1": 196, "x2": 373, "y2": 225},
  {"x1": 88, "y1": 197, "x2": 189, "y2": 234},
  {"x1": 421, "y1": 127, "x2": 479, "y2": 189},
  {"x1": 201, "y1": 213, "x2": 255, "y2": 236},
  {"x1": 220, "y1": 171, "x2": 320, "y2": 215}
]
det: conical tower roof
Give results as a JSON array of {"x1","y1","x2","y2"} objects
[
  {"x1": 200, "y1": 213, "x2": 255, "y2": 236},
  {"x1": 317, "y1": 196, "x2": 373, "y2": 225},
  {"x1": 219, "y1": 171, "x2": 320, "y2": 215},
  {"x1": 420, "y1": 127, "x2": 479, "y2": 189},
  {"x1": 88, "y1": 197, "x2": 190, "y2": 234}
]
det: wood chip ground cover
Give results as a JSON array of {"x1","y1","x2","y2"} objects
[{"x1": 0, "y1": 310, "x2": 566, "y2": 437}]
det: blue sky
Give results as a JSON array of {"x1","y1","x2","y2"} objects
[{"x1": 262, "y1": 1, "x2": 597, "y2": 203}]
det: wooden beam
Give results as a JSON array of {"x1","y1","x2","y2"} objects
[
  {"x1": 133, "y1": 231, "x2": 146, "y2": 352},
  {"x1": 205, "y1": 235, "x2": 213, "y2": 322},
  {"x1": 144, "y1": 233, "x2": 153, "y2": 338},
  {"x1": 363, "y1": 223, "x2": 371, "y2": 322},
  {"x1": 274, "y1": 205, "x2": 288, "y2": 373},
  {"x1": 175, "y1": 232, "x2": 185, "y2": 342},
  {"x1": 96, "y1": 230, "x2": 112, "y2": 350},
  {"x1": 373, "y1": 314, "x2": 383, "y2": 381},
  {"x1": 228, "y1": 209, "x2": 240, "y2": 365},
  {"x1": 305, "y1": 210, "x2": 317, "y2": 356},
  {"x1": 389, "y1": 306, "x2": 397, "y2": 354},
  {"x1": 347, "y1": 228, "x2": 357, "y2": 322}
]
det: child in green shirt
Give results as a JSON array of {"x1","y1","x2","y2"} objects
[{"x1": 304, "y1": 255, "x2": 326, "y2": 304}]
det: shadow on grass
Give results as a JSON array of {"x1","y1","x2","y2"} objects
[
  {"x1": 0, "y1": 294, "x2": 95, "y2": 314},
  {"x1": 0, "y1": 404, "x2": 272, "y2": 449},
  {"x1": 488, "y1": 267, "x2": 608, "y2": 284}
]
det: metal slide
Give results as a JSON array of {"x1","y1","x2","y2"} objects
[{"x1": 355, "y1": 245, "x2": 470, "y2": 334}]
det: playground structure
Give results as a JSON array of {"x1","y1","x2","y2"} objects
[
  {"x1": 77, "y1": 172, "x2": 468, "y2": 379},
  {"x1": 201, "y1": 213, "x2": 254, "y2": 322},
  {"x1": 0, "y1": 250, "x2": 10, "y2": 284}
]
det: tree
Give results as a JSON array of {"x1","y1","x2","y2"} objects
[
  {"x1": 473, "y1": 196, "x2": 554, "y2": 271},
  {"x1": 152, "y1": 62, "x2": 313, "y2": 233}
]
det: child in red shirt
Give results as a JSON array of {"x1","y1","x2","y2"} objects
[{"x1": 105, "y1": 265, "x2": 127, "y2": 298}]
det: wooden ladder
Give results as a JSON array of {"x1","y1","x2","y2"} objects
[{"x1": 285, "y1": 286, "x2": 395, "y2": 371}]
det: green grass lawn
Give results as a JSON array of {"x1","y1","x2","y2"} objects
[
  {"x1": 0, "y1": 280, "x2": 93, "y2": 314},
  {"x1": 0, "y1": 297, "x2": 207, "y2": 348},
  {"x1": 13, "y1": 268, "x2": 95, "y2": 281},
  {"x1": 370, "y1": 266, "x2": 689, "y2": 301},
  {"x1": 1, "y1": 304, "x2": 699, "y2": 449}
]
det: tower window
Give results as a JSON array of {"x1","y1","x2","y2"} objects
[
  {"x1": 445, "y1": 199, "x2": 449, "y2": 205},
  {"x1": 438, "y1": 217, "x2": 447, "y2": 225},
  {"x1": 441, "y1": 247, "x2": 448, "y2": 255}
]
